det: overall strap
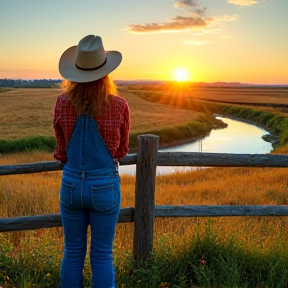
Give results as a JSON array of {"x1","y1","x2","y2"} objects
[{"x1": 66, "y1": 114, "x2": 115, "y2": 170}]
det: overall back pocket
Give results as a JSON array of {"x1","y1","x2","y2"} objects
[{"x1": 91, "y1": 178, "x2": 119, "y2": 212}]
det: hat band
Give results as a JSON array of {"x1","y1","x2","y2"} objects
[{"x1": 75, "y1": 58, "x2": 107, "y2": 71}]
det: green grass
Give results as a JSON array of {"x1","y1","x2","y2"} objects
[
  {"x1": 2, "y1": 220, "x2": 288, "y2": 288},
  {"x1": 115, "y1": 219, "x2": 288, "y2": 288},
  {"x1": 0, "y1": 114, "x2": 226, "y2": 154},
  {"x1": 0, "y1": 87, "x2": 14, "y2": 93},
  {"x1": 128, "y1": 113, "x2": 226, "y2": 149},
  {"x1": 0, "y1": 136, "x2": 56, "y2": 154}
]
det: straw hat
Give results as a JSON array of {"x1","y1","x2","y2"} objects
[{"x1": 59, "y1": 35, "x2": 122, "y2": 83}]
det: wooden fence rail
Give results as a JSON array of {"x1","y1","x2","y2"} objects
[{"x1": 1, "y1": 134, "x2": 288, "y2": 261}]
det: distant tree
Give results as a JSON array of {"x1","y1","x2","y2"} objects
[{"x1": 0, "y1": 78, "x2": 62, "y2": 88}]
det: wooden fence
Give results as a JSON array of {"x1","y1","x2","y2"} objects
[{"x1": 1, "y1": 134, "x2": 288, "y2": 261}]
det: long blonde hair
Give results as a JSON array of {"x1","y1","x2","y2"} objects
[{"x1": 61, "y1": 75, "x2": 117, "y2": 116}]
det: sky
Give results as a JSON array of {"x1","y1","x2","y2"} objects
[{"x1": 0, "y1": 0, "x2": 287, "y2": 84}]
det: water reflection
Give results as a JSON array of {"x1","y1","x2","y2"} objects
[{"x1": 119, "y1": 116, "x2": 273, "y2": 176}]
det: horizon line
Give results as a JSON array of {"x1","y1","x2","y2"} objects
[{"x1": 0, "y1": 78, "x2": 287, "y2": 87}]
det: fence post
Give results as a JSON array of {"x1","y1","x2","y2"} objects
[{"x1": 133, "y1": 134, "x2": 159, "y2": 262}]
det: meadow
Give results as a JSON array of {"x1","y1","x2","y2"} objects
[{"x1": 1, "y1": 84, "x2": 288, "y2": 287}]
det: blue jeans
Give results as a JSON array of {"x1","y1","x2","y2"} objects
[{"x1": 60, "y1": 167, "x2": 121, "y2": 288}]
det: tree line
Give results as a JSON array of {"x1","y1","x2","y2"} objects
[{"x1": 0, "y1": 78, "x2": 62, "y2": 88}]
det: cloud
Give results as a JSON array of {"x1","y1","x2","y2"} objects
[
  {"x1": 125, "y1": 1, "x2": 238, "y2": 34},
  {"x1": 174, "y1": 0, "x2": 207, "y2": 16},
  {"x1": 173, "y1": 0, "x2": 199, "y2": 8},
  {"x1": 212, "y1": 14, "x2": 239, "y2": 23},
  {"x1": 125, "y1": 14, "x2": 238, "y2": 34},
  {"x1": 228, "y1": 0, "x2": 257, "y2": 6},
  {"x1": 125, "y1": 15, "x2": 212, "y2": 34}
]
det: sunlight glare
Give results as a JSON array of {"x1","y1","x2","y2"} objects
[{"x1": 173, "y1": 67, "x2": 190, "y2": 82}]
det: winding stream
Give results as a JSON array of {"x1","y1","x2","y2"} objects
[{"x1": 119, "y1": 116, "x2": 273, "y2": 176}]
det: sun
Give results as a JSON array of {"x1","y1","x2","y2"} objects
[{"x1": 173, "y1": 67, "x2": 190, "y2": 82}]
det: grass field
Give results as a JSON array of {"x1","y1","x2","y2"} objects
[
  {"x1": 125, "y1": 82, "x2": 288, "y2": 106},
  {"x1": 0, "y1": 87, "x2": 202, "y2": 141},
  {"x1": 1, "y1": 85, "x2": 287, "y2": 141},
  {"x1": 1, "y1": 84, "x2": 288, "y2": 287}
]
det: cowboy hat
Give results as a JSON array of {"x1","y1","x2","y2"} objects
[{"x1": 59, "y1": 35, "x2": 122, "y2": 83}]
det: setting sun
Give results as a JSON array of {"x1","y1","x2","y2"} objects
[{"x1": 173, "y1": 68, "x2": 190, "y2": 82}]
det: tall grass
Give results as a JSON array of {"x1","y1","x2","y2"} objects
[
  {"x1": 2, "y1": 149, "x2": 288, "y2": 287},
  {"x1": 2, "y1": 86, "x2": 288, "y2": 287},
  {"x1": 1, "y1": 88, "x2": 224, "y2": 153},
  {"x1": 1, "y1": 87, "x2": 287, "y2": 153}
]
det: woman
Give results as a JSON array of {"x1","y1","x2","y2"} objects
[{"x1": 53, "y1": 35, "x2": 130, "y2": 288}]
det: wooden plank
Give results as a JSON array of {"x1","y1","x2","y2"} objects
[
  {"x1": 120, "y1": 153, "x2": 137, "y2": 166},
  {"x1": 1, "y1": 152, "x2": 288, "y2": 176},
  {"x1": 133, "y1": 134, "x2": 159, "y2": 261},
  {"x1": 154, "y1": 205, "x2": 288, "y2": 217},
  {"x1": 0, "y1": 154, "x2": 137, "y2": 176},
  {"x1": 2, "y1": 204, "x2": 287, "y2": 233},
  {"x1": 157, "y1": 152, "x2": 288, "y2": 167},
  {"x1": 0, "y1": 207, "x2": 134, "y2": 232},
  {"x1": 0, "y1": 161, "x2": 64, "y2": 175}
]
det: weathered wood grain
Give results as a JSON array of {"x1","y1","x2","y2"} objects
[
  {"x1": 154, "y1": 205, "x2": 288, "y2": 217},
  {"x1": 0, "y1": 207, "x2": 134, "y2": 232},
  {"x1": 1, "y1": 152, "x2": 287, "y2": 176},
  {"x1": 157, "y1": 152, "x2": 288, "y2": 167},
  {"x1": 133, "y1": 134, "x2": 159, "y2": 261},
  {"x1": 0, "y1": 154, "x2": 138, "y2": 176}
]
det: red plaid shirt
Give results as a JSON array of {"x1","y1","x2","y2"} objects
[{"x1": 53, "y1": 93, "x2": 130, "y2": 164}]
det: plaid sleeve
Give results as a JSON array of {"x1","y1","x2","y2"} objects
[
  {"x1": 53, "y1": 97, "x2": 68, "y2": 164},
  {"x1": 114, "y1": 101, "x2": 130, "y2": 160}
]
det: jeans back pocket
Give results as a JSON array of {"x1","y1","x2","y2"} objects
[
  {"x1": 91, "y1": 178, "x2": 119, "y2": 212},
  {"x1": 60, "y1": 180, "x2": 74, "y2": 205}
]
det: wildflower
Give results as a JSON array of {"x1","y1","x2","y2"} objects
[{"x1": 159, "y1": 282, "x2": 170, "y2": 287}]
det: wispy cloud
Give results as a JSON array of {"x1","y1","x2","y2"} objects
[
  {"x1": 212, "y1": 14, "x2": 239, "y2": 23},
  {"x1": 228, "y1": 0, "x2": 257, "y2": 6},
  {"x1": 173, "y1": 0, "x2": 199, "y2": 8},
  {"x1": 125, "y1": 0, "x2": 211, "y2": 34},
  {"x1": 125, "y1": 0, "x2": 238, "y2": 34},
  {"x1": 125, "y1": 16, "x2": 211, "y2": 34},
  {"x1": 125, "y1": 14, "x2": 238, "y2": 34},
  {"x1": 173, "y1": 0, "x2": 207, "y2": 16}
]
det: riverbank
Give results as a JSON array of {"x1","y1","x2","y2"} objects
[
  {"x1": 128, "y1": 114, "x2": 228, "y2": 151},
  {"x1": 134, "y1": 90, "x2": 288, "y2": 151},
  {"x1": 211, "y1": 104, "x2": 287, "y2": 149},
  {"x1": 213, "y1": 114, "x2": 280, "y2": 146}
]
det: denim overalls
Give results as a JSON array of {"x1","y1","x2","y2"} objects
[{"x1": 60, "y1": 114, "x2": 120, "y2": 288}]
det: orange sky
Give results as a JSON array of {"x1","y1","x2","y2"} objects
[{"x1": 0, "y1": 0, "x2": 287, "y2": 84}]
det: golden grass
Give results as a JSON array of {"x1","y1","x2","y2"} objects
[
  {"x1": 1, "y1": 86, "x2": 286, "y2": 141},
  {"x1": 1, "y1": 150, "x2": 288, "y2": 255},
  {"x1": 0, "y1": 88, "x2": 58, "y2": 140},
  {"x1": 1, "y1": 85, "x2": 288, "y2": 277},
  {"x1": 185, "y1": 86, "x2": 288, "y2": 105},
  {"x1": 135, "y1": 83, "x2": 288, "y2": 105},
  {"x1": 0, "y1": 88, "x2": 200, "y2": 140}
]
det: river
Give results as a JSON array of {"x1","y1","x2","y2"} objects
[{"x1": 119, "y1": 116, "x2": 273, "y2": 176}]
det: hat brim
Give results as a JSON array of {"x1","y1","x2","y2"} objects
[{"x1": 59, "y1": 46, "x2": 122, "y2": 83}]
